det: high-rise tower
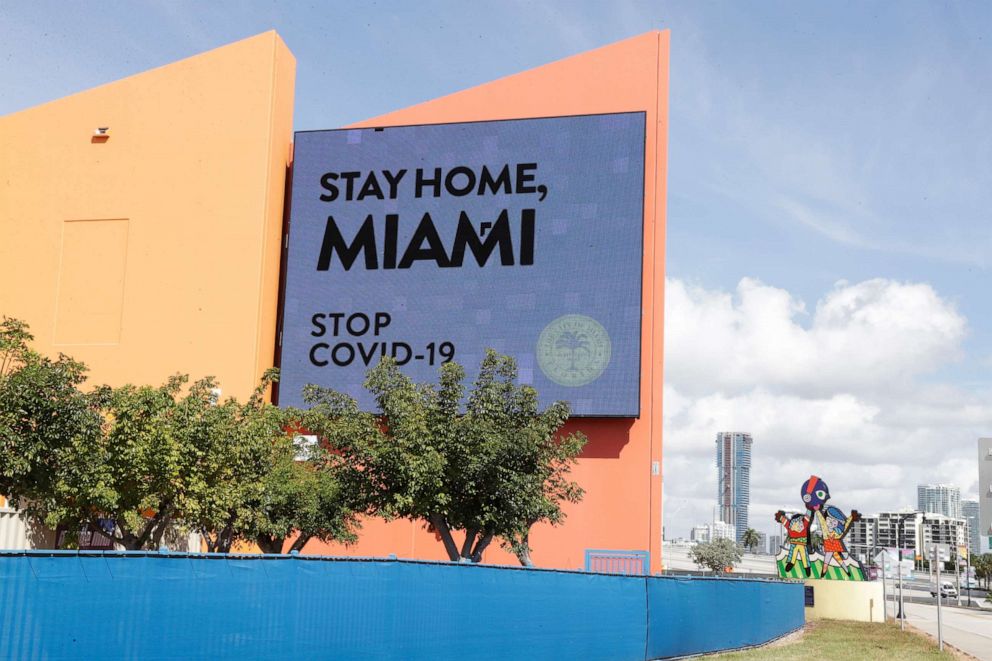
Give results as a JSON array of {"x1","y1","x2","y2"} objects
[
  {"x1": 716, "y1": 432, "x2": 752, "y2": 545},
  {"x1": 917, "y1": 484, "x2": 961, "y2": 518},
  {"x1": 979, "y1": 438, "x2": 992, "y2": 553},
  {"x1": 962, "y1": 500, "x2": 980, "y2": 557}
]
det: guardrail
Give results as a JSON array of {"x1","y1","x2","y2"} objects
[{"x1": 0, "y1": 551, "x2": 804, "y2": 659}]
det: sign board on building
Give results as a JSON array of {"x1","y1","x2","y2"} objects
[{"x1": 280, "y1": 113, "x2": 646, "y2": 416}]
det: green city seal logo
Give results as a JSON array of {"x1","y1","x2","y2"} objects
[{"x1": 537, "y1": 314, "x2": 611, "y2": 387}]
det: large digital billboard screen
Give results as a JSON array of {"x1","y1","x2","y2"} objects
[{"x1": 279, "y1": 112, "x2": 645, "y2": 416}]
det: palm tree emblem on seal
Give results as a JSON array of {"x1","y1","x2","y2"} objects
[{"x1": 537, "y1": 315, "x2": 611, "y2": 387}]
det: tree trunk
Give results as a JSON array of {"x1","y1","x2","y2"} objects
[
  {"x1": 215, "y1": 524, "x2": 235, "y2": 553},
  {"x1": 118, "y1": 529, "x2": 140, "y2": 550},
  {"x1": 471, "y1": 532, "x2": 494, "y2": 563},
  {"x1": 514, "y1": 531, "x2": 533, "y2": 567},
  {"x1": 429, "y1": 513, "x2": 460, "y2": 561},
  {"x1": 150, "y1": 510, "x2": 173, "y2": 548},
  {"x1": 201, "y1": 528, "x2": 217, "y2": 552},
  {"x1": 256, "y1": 535, "x2": 286, "y2": 555},
  {"x1": 123, "y1": 502, "x2": 171, "y2": 550},
  {"x1": 289, "y1": 533, "x2": 312, "y2": 553},
  {"x1": 460, "y1": 527, "x2": 478, "y2": 560}
]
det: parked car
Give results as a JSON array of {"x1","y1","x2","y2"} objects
[{"x1": 930, "y1": 581, "x2": 957, "y2": 599}]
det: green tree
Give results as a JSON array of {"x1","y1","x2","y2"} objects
[
  {"x1": 0, "y1": 318, "x2": 360, "y2": 553},
  {"x1": 741, "y1": 528, "x2": 761, "y2": 554},
  {"x1": 0, "y1": 318, "x2": 102, "y2": 520},
  {"x1": 974, "y1": 554, "x2": 992, "y2": 589},
  {"x1": 93, "y1": 369, "x2": 364, "y2": 555},
  {"x1": 689, "y1": 538, "x2": 743, "y2": 573},
  {"x1": 40, "y1": 374, "x2": 228, "y2": 549},
  {"x1": 246, "y1": 436, "x2": 361, "y2": 554},
  {"x1": 183, "y1": 370, "x2": 298, "y2": 553},
  {"x1": 303, "y1": 350, "x2": 586, "y2": 566}
]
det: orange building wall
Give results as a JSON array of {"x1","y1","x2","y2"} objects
[
  {"x1": 0, "y1": 30, "x2": 668, "y2": 572},
  {"x1": 0, "y1": 32, "x2": 296, "y2": 401},
  {"x1": 306, "y1": 31, "x2": 670, "y2": 572}
]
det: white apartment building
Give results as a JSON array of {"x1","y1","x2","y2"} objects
[
  {"x1": 689, "y1": 521, "x2": 736, "y2": 545},
  {"x1": 917, "y1": 483, "x2": 961, "y2": 518},
  {"x1": 877, "y1": 510, "x2": 923, "y2": 558},
  {"x1": 872, "y1": 510, "x2": 969, "y2": 563},
  {"x1": 921, "y1": 512, "x2": 969, "y2": 551},
  {"x1": 846, "y1": 514, "x2": 878, "y2": 562}
]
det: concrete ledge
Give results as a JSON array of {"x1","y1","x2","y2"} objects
[{"x1": 804, "y1": 579, "x2": 885, "y2": 622}]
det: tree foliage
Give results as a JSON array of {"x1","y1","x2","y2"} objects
[
  {"x1": 689, "y1": 538, "x2": 743, "y2": 573},
  {"x1": 303, "y1": 350, "x2": 586, "y2": 565},
  {"x1": 0, "y1": 318, "x2": 102, "y2": 515},
  {"x1": 38, "y1": 374, "x2": 257, "y2": 549},
  {"x1": 2, "y1": 318, "x2": 581, "y2": 562},
  {"x1": 974, "y1": 553, "x2": 992, "y2": 589},
  {"x1": 1, "y1": 318, "x2": 359, "y2": 552},
  {"x1": 741, "y1": 528, "x2": 761, "y2": 554},
  {"x1": 246, "y1": 435, "x2": 361, "y2": 554}
]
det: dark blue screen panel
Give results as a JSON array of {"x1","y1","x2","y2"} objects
[{"x1": 280, "y1": 112, "x2": 645, "y2": 416}]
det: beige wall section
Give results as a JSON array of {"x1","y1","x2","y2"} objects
[
  {"x1": 804, "y1": 580, "x2": 885, "y2": 622},
  {"x1": 0, "y1": 32, "x2": 295, "y2": 399}
]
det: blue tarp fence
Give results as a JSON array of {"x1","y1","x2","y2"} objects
[{"x1": 0, "y1": 551, "x2": 803, "y2": 660}]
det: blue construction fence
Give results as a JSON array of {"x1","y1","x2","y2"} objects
[{"x1": 0, "y1": 551, "x2": 804, "y2": 660}]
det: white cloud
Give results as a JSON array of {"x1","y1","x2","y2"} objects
[
  {"x1": 663, "y1": 277, "x2": 991, "y2": 538},
  {"x1": 665, "y1": 277, "x2": 965, "y2": 397}
]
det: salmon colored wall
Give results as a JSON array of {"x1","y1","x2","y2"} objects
[
  {"x1": 0, "y1": 32, "x2": 295, "y2": 401},
  {"x1": 305, "y1": 31, "x2": 670, "y2": 572},
  {"x1": 0, "y1": 30, "x2": 667, "y2": 571}
]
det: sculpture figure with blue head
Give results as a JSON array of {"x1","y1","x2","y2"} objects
[{"x1": 774, "y1": 475, "x2": 866, "y2": 581}]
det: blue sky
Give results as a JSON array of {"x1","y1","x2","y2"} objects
[{"x1": 3, "y1": 1, "x2": 991, "y2": 537}]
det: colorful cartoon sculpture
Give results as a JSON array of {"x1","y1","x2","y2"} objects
[
  {"x1": 774, "y1": 475, "x2": 866, "y2": 581},
  {"x1": 775, "y1": 511, "x2": 812, "y2": 577},
  {"x1": 817, "y1": 505, "x2": 862, "y2": 578},
  {"x1": 800, "y1": 475, "x2": 830, "y2": 513}
]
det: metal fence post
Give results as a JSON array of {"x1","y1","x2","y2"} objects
[
  {"x1": 898, "y1": 558, "x2": 904, "y2": 630},
  {"x1": 935, "y1": 545, "x2": 943, "y2": 652}
]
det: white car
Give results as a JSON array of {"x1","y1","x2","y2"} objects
[{"x1": 930, "y1": 582, "x2": 958, "y2": 599}]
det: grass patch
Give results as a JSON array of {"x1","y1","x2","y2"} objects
[
  {"x1": 712, "y1": 619, "x2": 954, "y2": 660},
  {"x1": 775, "y1": 556, "x2": 866, "y2": 581}
]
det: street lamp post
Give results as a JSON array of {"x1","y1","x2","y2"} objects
[
  {"x1": 881, "y1": 551, "x2": 888, "y2": 621},
  {"x1": 967, "y1": 549, "x2": 972, "y2": 607},
  {"x1": 955, "y1": 546, "x2": 962, "y2": 607},
  {"x1": 934, "y1": 545, "x2": 944, "y2": 652},
  {"x1": 897, "y1": 556, "x2": 905, "y2": 629}
]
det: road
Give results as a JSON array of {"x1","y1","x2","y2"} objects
[
  {"x1": 903, "y1": 602, "x2": 992, "y2": 660},
  {"x1": 888, "y1": 578, "x2": 989, "y2": 609},
  {"x1": 662, "y1": 545, "x2": 778, "y2": 575}
]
